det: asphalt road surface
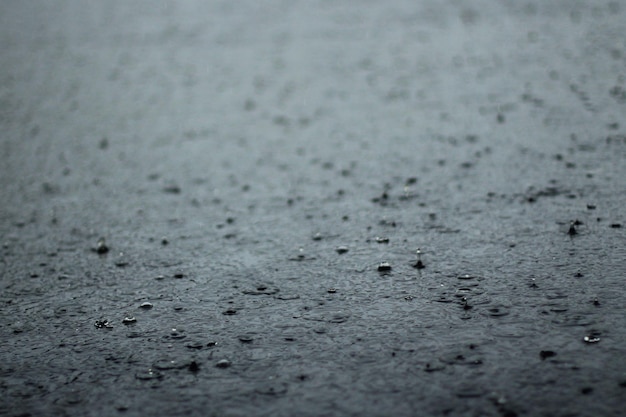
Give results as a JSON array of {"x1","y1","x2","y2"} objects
[{"x1": 1, "y1": 1, "x2": 626, "y2": 416}]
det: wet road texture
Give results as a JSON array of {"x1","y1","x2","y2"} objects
[{"x1": 1, "y1": 1, "x2": 626, "y2": 416}]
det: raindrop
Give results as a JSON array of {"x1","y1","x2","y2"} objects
[
  {"x1": 335, "y1": 246, "x2": 349, "y2": 254},
  {"x1": 139, "y1": 302, "x2": 153, "y2": 309},
  {"x1": 540, "y1": 350, "x2": 557, "y2": 360},
  {"x1": 166, "y1": 328, "x2": 186, "y2": 340},
  {"x1": 185, "y1": 341, "x2": 204, "y2": 350},
  {"x1": 94, "y1": 238, "x2": 109, "y2": 254},
  {"x1": 568, "y1": 222, "x2": 578, "y2": 236},
  {"x1": 485, "y1": 306, "x2": 510, "y2": 317},
  {"x1": 424, "y1": 363, "x2": 446, "y2": 372},
  {"x1": 153, "y1": 359, "x2": 189, "y2": 370},
  {"x1": 458, "y1": 274, "x2": 475, "y2": 280},
  {"x1": 238, "y1": 334, "x2": 254, "y2": 343},
  {"x1": 414, "y1": 248, "x2": 425, "y2": 269},
  {"x1": 255, "y1": 383, "x2": 288, "y2": 396},
  {"x1": 135, "y1": 369, "x2": 162, "y2": 380},
  {"x1": 115, "y1": 253, "x2": 129, "y2": 267},
  {"x1": 215, "y1": 359, "x2": 231, "y2": 368},
  {"x1": 122, "y1": 317, "x2": 136, "y2": 325},
  {"x1": 188, "y1": 361, "x2": 200, "y2": 373},
  {"x1": 377, "y1": 262, "x2": 392, "y2": 272},
  {"x1": 94, "y1": 319, "x2": 113, "y2": 329}
]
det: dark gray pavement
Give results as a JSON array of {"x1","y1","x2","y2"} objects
[{"x1": 1, "y1": 1, "x2": 626, "y2": 416}]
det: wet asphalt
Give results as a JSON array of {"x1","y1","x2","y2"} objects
[{"x1": 1, "y1": 1, "x2": 626, "y2": 416}]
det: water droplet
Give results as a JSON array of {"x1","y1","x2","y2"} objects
[
  {"x1": 115, "y1": 253, "x2": 129, "y2": 267},
  {"x1": 255, "y1": 382, "x2": 288, "y2": 396},
  {"x1": 583, "y1": 335, "x2": 600, "y2": 344},
  {"x1": 139, "y1": 302, "x2": 153, "y2": 309},
  {"x1": 135, "y1": 368, "x2": 162, "y2": 380},
  {"x1": 185, "y1": 341, "x2": 204, "y2": 350},
  {"x1": 424, "y1": 363, "x2": 446, "y2": 372},
  {"x1": 165, "y1": 329, "x2": 186, "y2": 340},
  {"x1": 122, "y1": 316, "x2": 136, "y2": 325},
  {"x1": 242, "y1": 287, "x2": 279, "y2": 295},
  {"x1": 375, "y1": 237, "x2": 389, "y2": 244},
  {"x1": 215, "y1": 359, "x2": 231, "y2": 368},
  {"x1": 458, "y1": 274, "x2": 475, "y2": 280},
  {"x1": 377, "y1": 262, "x2": 392, "y2": 272},
  {"x1": 335, "y1": 246, "x2": 349, "y2": 254},
  {"x1": 188, "y1": 361, "x2": 200, "y2": 373},
  {"x1": 94, "y1": 319, "x2": 113, "y2": 329},
  {"x1": 568, "y1": 223, "x2": 578, "y2": 236},
  {"x1": 94, "y1": 238, "x2": 109, "y2": 254},
  {"x1": 153, "y1": 359, "x2": 188, "y2": 370},
  {"x1": 238, "y1": 334, "x2": 254, "y2": 343}
]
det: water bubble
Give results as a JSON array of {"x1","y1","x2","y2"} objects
[
  {"x1": 188, "y1": 361, "x2": 200, "y2": 373},
  {"x1": 94, "y1": 319, "x2": 113, "y2": 329},
  {"x1": 424, "y1": 363, "x2": 446, "y2": 372},
  {"x1": 238, "y1": 334, "x2": 254, "y2": 343},
  {"x1": 185, "y1": 341, "x2": 204, "y2": 350},
  {"x1": 458, "y1": 274, "x2": 476, "y2": 280},
  {"x1": 377, "y1": 262, "x2": 392, "y2": 272},
  {"x1": 166, "y1": 328, "x2": 186, "y2": 340},
  {"x1": 94, "y1": 238, "x2": 109, "y2": 254},
  {"x1": 568, "y1": 222, "x2": 578, "y2": 236},
  {"x1": 540, "y1": 350, "x2": 557, "y2": 360},
  {"x1": 215, "y1": 359, "x2": 231, "y2": 368},
  {"x1": 135, "y1": 368, "x2": 162, "y2": 380},
  {"x1": 255, "y1": 382, "x2": 288, "y2": 396},
  {"x1": 115, "y1": 253, "x2": 129, "y2": 267},
  {"x1": 153, "y1": 359, "x2": 189, "y2": 370},
  {"x1": 335, "y1": 246, "x2": 349, "y2": 254}
]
